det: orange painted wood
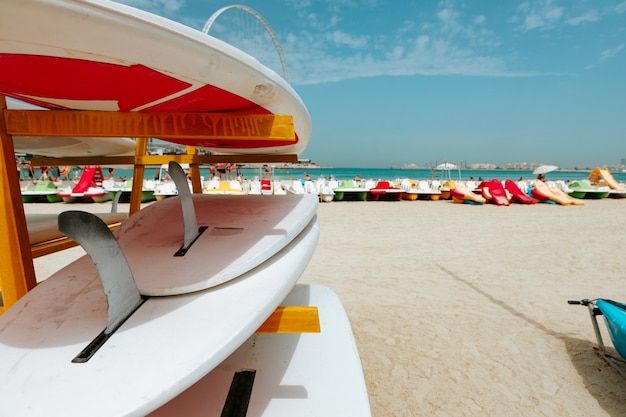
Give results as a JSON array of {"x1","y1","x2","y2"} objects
[
  {"x1": 256, "y1": 306, "x2": 320, "y2": 334},
  {"x1": 3, "y1": 110, "x2": 295, "y2": 142},
  {"x1": 129, "y1": 137, "x2": 148, "y2": 216},
  {"x1": 0, "y1": 99, "x2": 37, "y2": 310}
]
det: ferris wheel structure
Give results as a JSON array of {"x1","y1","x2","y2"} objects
[{"x1": 203, "y1": 5, "x2": 290, "y2": 84}]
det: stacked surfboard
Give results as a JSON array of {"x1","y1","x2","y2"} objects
[
  {"x1": 0, "y1": 192, "x2": 322, "y2": 416},
  {"x1": 0, "y1": 0, "x2": 370, "y2": 415},
  {"x1": 0, "y1": 0, "x2": 310, "y2": 155}
]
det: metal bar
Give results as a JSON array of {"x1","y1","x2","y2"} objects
[{"x1": 587, "y1": 302, "x2": 607, "y2": 352}]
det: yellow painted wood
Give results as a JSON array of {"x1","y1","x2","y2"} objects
[
  {"x1": 256, "y1": 306, "x2": 320, "y2": 334},
  {"x1": 0, "y1": 100, "x2": 37, "y2": 311},
  {"x1": 129, "y1": 138, "x2": 148, "y2": 216},
  {"x1": 0, "y1": 103, "x2": 302, "y2": 313},
  {"x1": 31, "y1": 238, "x2": 81, "y2": 258},
  {"x1": 30, "y1": 224, "x2": 122, "y2": 259},
  {"x1": 185, "y1": 146, "x2": 203, "y2": 194},
  {"x1": 4, "y1": 110, "x2": 295, "y2": 142}
]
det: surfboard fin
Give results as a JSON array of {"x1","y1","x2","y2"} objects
[
  {"x1": 221, "y1": 370, "x2": 256, "y2": 417},
  {"x1": 58, "y1": 211, "x2": 146, "y2": 363},
  {"x1": 168, "y1": 161, "x2": 207, "y2": 256}
]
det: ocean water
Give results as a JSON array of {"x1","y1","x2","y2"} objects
[{"x1": 111, "y1": 166, "x2": 626, "y2": 184}]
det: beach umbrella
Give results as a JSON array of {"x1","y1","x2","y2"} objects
[
  {"x1": 533, "y1": 165, "x2": 558, "y2": 175},
  {"x1": 436, "y1": 162, "x2": 457, "y2": 170}
]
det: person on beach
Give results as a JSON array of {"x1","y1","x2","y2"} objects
[
  {"x1": 536, "y1": 173, "x2": 545, "y2": 181},
  {"x1": 466, "y1": 177, "x2": 476, "y2": 191},
  {"x1": 48, "y1": 166, "x2": 60, "y2": 181},
  {"x1": 216, "y1": 163, "x2": 229, "y2": 180},
  {"x1": 26, "y1": 161, "x2": 35, "y2": 181},
  {"x1": 263, "y1": 164, "x2": 271, "y2": 178},
  {"x1": 107, "y1": 168, "x2": 115, "y2": 180},
  {"x1": 39, "y1": 166, "x2": 48, "y2": 180},
  {"x1": 208, "y1": 163, "x2": 217, "y2": 180}
]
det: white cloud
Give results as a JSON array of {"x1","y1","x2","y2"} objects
[
  {"x1": 616, "y1": 1, "x2": 626, "y2": 14},
  {"x1": 601, "y1": 43, "x2": 625, "y2": 60},
  {"x1": 327, "y1": 30, "x2": 369, "y2": 49},
  {"x1": 565, "y1": 11, "x2": 600, "y2": 26},
  {"x1": 281, "y1": 1, "x2": 529, "y2": 84},
  {"x1": 514, "y1": 0, "x2": 564, "y2": 31}
]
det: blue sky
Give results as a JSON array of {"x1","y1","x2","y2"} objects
[{"x1": 118, "y1": 0, "x2": 626, "y2": 168}]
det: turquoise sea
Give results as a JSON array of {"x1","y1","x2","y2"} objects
[{"x1": 111, "y1": 166, "x2": 626, "y2": 184}]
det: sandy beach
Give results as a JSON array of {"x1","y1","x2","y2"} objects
[{"x1": 26, "y1": 198, "x2": 626, "y2": 416}]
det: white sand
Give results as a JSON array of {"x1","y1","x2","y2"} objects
[{"x1": 26, "y1": 198, "x2": 626, "y2": 416}]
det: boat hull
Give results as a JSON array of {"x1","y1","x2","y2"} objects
[
  {"x1": 597, "y1": 299, "x2": 626, "y2": 361},
  {"x1": 333, "y1": 190, "x2": 367, "y2": 201},
  {"x1": 568, "y1": 191, "x2": 586, "y2": 199},
  {"x1": 109, "y1": 190, "x2": 156, "y2": 203}
]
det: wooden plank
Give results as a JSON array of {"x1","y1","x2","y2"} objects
[
  {"x1": 129, "y1": 138, "x2": 148, "y2": 216},
  {"x1": 30, "y1": 153, "x2": 299, "y2": 166},
  {"x1": 186, "y1": 146, "x2": 203, "y2": 194},
  {"x1": 0, "y1": 97, "x2": 37, "y2": 310},
  {"x1": 256, "y1": 306, "x2": 320, "y2": 334},
  {"x1": 3, "y1": 110, "x2": 295, "y2": 142},
  {"x1": 30, "y1": 224, "x2": 122, "y2": 259}
]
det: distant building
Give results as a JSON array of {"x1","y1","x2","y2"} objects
[
  {"x1": 503, "y1": 162, "x2": 542, "y2": 170},
  {"x1": 470, "y1": 163, "x2": 497, "y2": 169}
]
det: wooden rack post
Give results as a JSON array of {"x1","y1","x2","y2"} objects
[{"x1": 0, "y1": 97, "x2": 37, "y2": 312}]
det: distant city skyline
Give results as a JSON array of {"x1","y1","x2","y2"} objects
[{"x1": 118, "y1": 0, "x2": 626, "y2": 168}]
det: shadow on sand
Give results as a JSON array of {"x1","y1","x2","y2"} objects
[{"x1": 439, "y1": 265, "x2": 626, "y2": 417}]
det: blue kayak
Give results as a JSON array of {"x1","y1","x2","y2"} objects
[{"x1": 596, "y1": 299, "x2": 626, "y2": 360}]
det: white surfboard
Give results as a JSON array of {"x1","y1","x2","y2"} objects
[
  {"x1": 7, "y1": 98, "x2": 137, "y2": 157},
  {"x1": 149, "y1": 284, "x2": 372, "y2": 417},
  {"x1": 114, "y1": 193, "x2": 318, "y2": 296},
  {"x1": 0, "y1": 216, "x2": 319, "y2": 417},
  {"x1": 0, "y1": 0, "x2": 310, "y2": 155}
]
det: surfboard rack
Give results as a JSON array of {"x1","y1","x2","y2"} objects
[{"x1": 0, "y1": 97, "x2": 302, "y2": 311}]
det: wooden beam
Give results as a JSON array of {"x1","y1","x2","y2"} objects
[
  {"x1": 0, "y1": 97, "x2": 38, "y2": 310},
  {"x1": 186, "y1": 146, "x2": 203, "y2": 194},
  {"x1": 30, "y1": 224, "x2": 122, "y2": 259},
  {"x1": 129, "y1": 138, "x2": 148, "y2": 215},
  {"x1": 255, "y1": 306, "x2": 320, "y2": 334},
  {"x1": 3, "y1": 110, "x2": 295, "y2": 142},
  {"x1": 30, "y1": 153, "x2": 299, "y2": 166}
]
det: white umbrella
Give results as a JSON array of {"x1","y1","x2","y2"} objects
[
  {"x1": 533, "y1": 165, "x2": 558, "y2": 175},
  {"x1": 436, "y1": 162, "x2": 457, "y2": 170}
]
